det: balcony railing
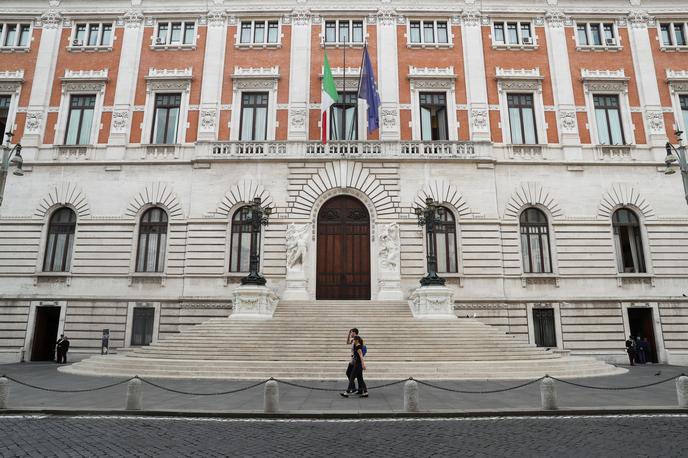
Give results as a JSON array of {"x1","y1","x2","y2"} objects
[{"x1": 206, "y1": 140, "x2": 484, "y2": 160}]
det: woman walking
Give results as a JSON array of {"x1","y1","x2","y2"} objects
[{"x1": 341, "y1": 335, "x2": 367, "y2": 397}]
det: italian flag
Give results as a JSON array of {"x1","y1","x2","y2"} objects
[{"x1": 321, "y1": 51, "x2": 339, "y2": 144}]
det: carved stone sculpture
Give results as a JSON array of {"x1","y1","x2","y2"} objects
[
  {"x1": 378, "y1": 222, "x2": 400, "y2": 271},
  {"x1": 286, "y1": 223, "x2": 310, "y2": 271}
]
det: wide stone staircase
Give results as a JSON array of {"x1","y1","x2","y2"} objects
[{"x1": 61, "y1": 301, "x2": 626, "y2": 380}]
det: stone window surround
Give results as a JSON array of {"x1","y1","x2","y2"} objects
[
  {"x1": 230, "y1": 66, "x2": 279, "y2": 141},
  {"x1": 34, "y1": 204, "x2": 79, "y2": 275},
  {"x1": 124, "y1": 301, "x2": 161, "y2": 349},
  {"x1": 666, "y1": 70, "x2": 688, "y2": 134},
  {"x1": 0, "y1": 22, "x2": 32, "y2": 52},
  {"x1": 235, "y1": 18, "x2": 283, "y2": 48},
  {"x1": 608, "y1": 205, "x2": 654, "y2": 279},
  {"x1": 53, "y1": 70, "x2": 108, "y2": 146},
  {"x1": 526, "y1": 302, "x2": 563, "y2": 350},
  {"x1": 0, "y1": 70, "x2": 24, "y2": 141},
  {"x1": 416, "y1": 203, "x2": 464, "y2": 279},
  {"x1": 23, "y1": 301, "x2": 68, "y2": 361},
  {"x1": 320, "y1": 18, "x2": 368, "y2": 47},
  {"x1": 222, "y1": 202, "x2": 267, "y2": 281},
  {"x1": 405, "y1": 18, "x2": 454, "y2": 48},
  {"x1": 581, "y1": 69, "x2": 634, "y2": 146},
  {"x1": 657, "y1": 21, "x2": 688, "y2": 52},
  {"x1": 517, "y1": 205, "x2": 560, "y2": 278},
  {"x1": 151, "y1": 19, "x2": 198, "y2": 50},
  {"x1": 67, "y1": 21, "x2": 116, "y2": 51},
  {"x1": 573, "y1": 20, "x2": 623, "y2": 51},
  {"x1": 495, "y1": 68, "x2": 547, "y2": 146},
  {"x1": 490, "y1": 19, "x2": 539, "y2": 50},
  {"x1": 408, "y1": 66, "x2": 459, "y2": 141},
  {"x1": 128, "y1": 204, "x2": 172, "y2": 278},
  {"x1": 141, "y1": 68, "x2": 193, "y2": 145},
  {"x1": 323, "y1": 67, "x2": 368, "y2": 141}
]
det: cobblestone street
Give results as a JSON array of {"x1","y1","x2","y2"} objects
[{"x1": 1, "y1": 414, "x2": 687, "y2": 457}]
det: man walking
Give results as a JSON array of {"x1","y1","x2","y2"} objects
[{"x1": 341, "y1": 328, "x2": 359, "y2": 396}]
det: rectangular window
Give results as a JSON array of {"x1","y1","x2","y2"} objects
[
  {"x1": 577, "y1": 25, "x2": 589, "y2": 45},
  {"x1": 660, "y1": 22, "x2": 688, "y2": 47},
  {"x1": 0, "y1": 95, "x2": 11, "y2": 139},
  {"x1": 64, "y1": 94, "x2": 96, "y2": 145},
  {"x1": 330, "y1": 92, "x2": 358, "y2": 141},
  {"x1": 493, "y1": 21, "x2": 534, "y2": 46},
  {"x1": 155, "y1": 21, "x2": 195, "y2": 46},
  {"x1": 151, "y1": 93, "x2": 181, "y2": 144},
  {"x1": 408, "y1": 20, "x2": 450, "y2": 45},
  {"x1": 590, "y1": 24, "x2": 602, "y2": 45},
  {"x1": 533, "y1": 309, "x2": 557, "y2": 348},
  {"x1": 661, "y1": 24, "x2": 672, "y2": 46},
  {"x1": 419, "y1": 92, "x2": 448, "y2": 141},
  {"x1": 507, "y1": 93, "x2": 538, "y2": 144},
  {"x1": 240, "y1": 92, "x2": 269, "y2": 141},
  {"x1": 131, "y1": 307, "x2": 155, "y2": 346},
  {"x1": 0, "y1": 23, "x2": 31, "y2": 48},
  {"x1": 324, "y1": 20, "x2": 364, "y2": 44},
  {"x1": 594, "y1": 94, "x2": 625, "y2": 145},
  {"x1": 675, "y1": 24, "x2": 687, "y2": 46},
  {"x1": 576, "y1": 22, "x2": 617, "y2": 47},
  {"x1": 239, "y1": 20, "x2": 280, "y2": 45},
  {"x1": 680, "y1": 95, "x2": 688, "y2": 132},
  {"x1": 72, "y1": 23, "x2": 113, "y2": 48}
]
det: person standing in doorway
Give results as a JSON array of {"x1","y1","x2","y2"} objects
[
  {"x1": 625, "y1": 335, "x2": 636, "y2": 366},
  {"x1": 341, "y1": 335, "x2": 367, "y2": 397},
  {"x1": 56, "y1": 334, "x2": 70, "y2": 364}
]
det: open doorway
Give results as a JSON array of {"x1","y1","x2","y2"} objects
[
  {"x1": 627, "y1": 307, "x2": 658, "y2": 363},
  {"x1": 31, "y1": 306, "x2": 61, "y2": 361}
]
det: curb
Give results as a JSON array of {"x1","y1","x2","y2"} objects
[{"x1": 1, "y1": 407, "x2": 686, "y2": 420}]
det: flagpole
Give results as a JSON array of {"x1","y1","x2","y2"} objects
[{"x1": 342, "y1": 37, "x2": 347, "y2": 141}]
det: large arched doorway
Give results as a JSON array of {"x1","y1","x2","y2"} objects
[{"x1": 316, "y1": 195, "x2": 371, "y2": 300}]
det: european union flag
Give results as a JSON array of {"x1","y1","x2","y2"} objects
[{"x1": 358, "y1": 45, "x2": 381, "y2": 134}]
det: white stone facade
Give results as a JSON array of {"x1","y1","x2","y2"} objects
[{"x1": 1, "y1": 0, "x2": 688, "y2": 366}]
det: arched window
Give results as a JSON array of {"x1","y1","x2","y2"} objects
[
  {"x1": 135, "y1": 208, "x2": 168, "y2": 273},
  {"x1": 613, "y1": 208, "x2": 646, "y2": 273},
  {"x1": 435, "y1": 206, "x2": 458, "y2": 273},
  {"x1": 520, "y1": 208, "x2": 553, "y2": 274},
  {"x1": 229, "y1": 206, "x2": 254, "y2": 272},
  {"x1": 43, "y1": 207, "x2": 77, "y2": 272}
]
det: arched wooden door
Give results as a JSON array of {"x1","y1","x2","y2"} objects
[{"x1": 316, "y1": 196, "x2": 371, "y2": 300}]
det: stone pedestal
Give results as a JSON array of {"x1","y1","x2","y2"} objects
[
  {"x1": 408, "y1": 285, "x2": 456, "y2": 319},
  {"x1": 282, "y1": 275, "x2": 309, "y2": 300},
  {"x1": 231, "y1": 285, "x2": 279, "y2": 319}
]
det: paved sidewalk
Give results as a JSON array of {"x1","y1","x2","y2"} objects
[{"x1": 1, "y1": 361, "x2": 686, "y2": 414}]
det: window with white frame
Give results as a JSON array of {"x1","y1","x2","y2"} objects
[
  {"x1": 594, "y1": 94, "x2": 626, "y2": 145},
  {"x1": 681, "y1": 95, "x2": 688, "y2": 132},
  {"x1": 151, "y1": 93, "x2": 181, "y2": 144},
  {"x1": 71, "y1": 23, "x2": 113, "y2": 48},
  {"x1": 612, "y1": 208, "x2": 646, "y2": 274},
  {"x1": 43, "y1": 207, "x2": 77, "y2": 273},
  {"x1": 419, "y1": 92, "x2": 448, "y2": 141},
  {"x1": 229, "y1": 206, "x2": 254, "y2": 272},
  {"x1": 660, "y1": 22, "x2": 688, "y2": 47},
  {"x1": 409, "y1": 20, "x2": 450, "y2": 45},
  {"x1": 324, "y1": 20, "x2": 364, "y2": 45},
  {"x1": 239, "y1": 92, "x2": 269, "y2": 141},
  {"x1": 239, "y1": 20, "x2": 280, "y2": 45},
  {"x1": 507, "y1": 93, "x2": 538, "y2": 144},
  {"x1": 154, "y1": 21, "x2": 196, "y2": 46},
  {"x1": 520, "y1": 208, "x2": 553, "y2": 274},
  {"x1": 493, "y1": 21, "x2": 534, "y2": 46},
  {"x1": 64, "y1": 94, "x2": 96, "y2": 145},
  {"x1": 576, "y1": 22, "x2": 618, "y2": 47},
  {"x1": 434, "y1": 206, "x2": 458, "y2": 274},
  {"x1": 0, "y1": 23, "x2": 31, "y2": 49},
  {"x1": 135, "y1": 207, "x2": 168, "y2": 273},
  {"x1": 0, "y1": 95, "x2": 10, "y2": 140},
  {"x1": 330, "y1": 91, "x2": 358, "y2": 140}
]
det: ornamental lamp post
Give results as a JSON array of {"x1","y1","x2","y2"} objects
[
  {"x1": 0, "y1": 131, "x2": 24, "y2": 207},
  {"x1": 664, "y1": 130, "x2": 688, "y2": 205},
  {"x1": 241, "y1": 196, "x2": 272, "y2": 286},
  {"x1": 414, "y1": 197, "x2": 446, "y2": 287}
]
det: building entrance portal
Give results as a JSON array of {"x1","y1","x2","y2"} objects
[
  {"x1": 316, "y1": 196, "x2": 371, "y2": 300},
  {"x1": 31, "y1": 306, "x2": 61, "y2": 361},
  {"x1": 627, "y1": 307, "x2": 659, "y2": 363}
]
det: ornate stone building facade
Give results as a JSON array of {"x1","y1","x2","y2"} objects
[{"x1": 1, "y1": 0, "x2": 688, "y2": 366}]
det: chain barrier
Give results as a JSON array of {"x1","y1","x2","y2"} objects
[
  {"x1": 414, "y1": 376, "x2": 545, "y2": 394},
  {"x1": 272, "y1": 378, "x2": 409, "y2": 392},
  {"x1": 549, "y1": 373, "x2": 685, "y2": 391},
  {"x1": 1, "y1": 374, "x2": 134, "y2": 393},
  {"x1": 137, "y1": 378, "x2": 270, "y2": 396}
]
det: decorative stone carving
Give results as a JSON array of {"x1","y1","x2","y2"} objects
[
  {"x1": 200, "y1": 110, "x2": 217, "y2": 131},
  {"x1": 286, "y1": 223, "x2": 310, "y2": 272},
  {"x1": 504, "y1": 182, "x2": 563, "y2": 220},
  {"x1": 38, "y1": 9, "x2": 62, "y2": 29},
  {"x1": 25, "y1": 112, "x2": 42, "y2": 132},
  {"x1": 288, "y1": 9, "x2": 311, "y2": 26},
  {"x1": 35, "y1": 182, "x2": 90, "y2": 218},
  {"x1": 498, "y1": 79, "x2": 541, "y2": 92},
  {"x1": 231, "y1": 285, "x2": 279, "y2": 319},
  {"x1": 414, "y1": 180, "x2": 472, "y2": 218},
  {"x1": 558, "y1": 110, "x2": 577, "y2": 133},
  {"x1": 148, "y1": 80, "x2": 191, "y2": 92},
  {"x1": 471, "y1": 109, "x2": 488, "y2": 132},
  {"x1": 111, "y1": 111, "x2": 129, "y2": 133},
  {"x1": 408, "y1": 286, "x2": 456, "y2": 319},
  {"x1": 628, "y1": 10, "x2": 652, "y2": 28},
  {"x1": 62, "y1": 82, "x2": 106, "y2": 93},
  {"x1": 120, "y1": 9, "x2": 144, "y2": 28},
  {"x1": 381, "y1": 109, "x2": 398, "y2": 129},
  {"x1": 646, "y1": 111, "x2": 665, "y2": 134},
  {"x1": 375, "y1": 8, "x2": 400, "y2": 26},
  {"x1": 598, "y1": 183, "x2": 655, "y2": 219},
  {"x1": 126, "y1": 182, "x2": 184, "y2": 219},
  {"x1": 289, "y1": 108, "x2": 307, "y2": 130},
  {"x1": 378, "y1": 223, "x2": 400, "y2": 272},
  {"x1": 206, "y1": 10, "x2": 226, "y2": 27},
  {"x1": 545, "y1": 10, "x2": 569, "y2": 28}
]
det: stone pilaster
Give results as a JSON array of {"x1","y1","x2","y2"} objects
[
  {"x1": 375, "y1": 8, "x2": 402, "y2": 141},
  {"x1": 197, "y1": 10, "x2": 228, "y2": 142},
  {"x1": 286, "y1": 10, "x2": 312, "y2": 140},
  {"x1": 460, "y1": 10, "x2": 490, "y2": 142}
]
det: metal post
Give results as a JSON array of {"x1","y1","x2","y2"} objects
[
  {"x1": 416, "y1": 198, "x2": 446, "y2": 286},
  {"x1": 264, "y1": 379, "x2": 279, "y2": 413},
  {"x1": 241, "y1": 197, "x2": 271, "y2": 286},
  {"x1": 404, "y1": 379, "x2": 420, "y2": 412}
]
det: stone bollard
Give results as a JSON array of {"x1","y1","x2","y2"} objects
[
  {"x1": 0, "y1": 377, "x2": 8, "y2": 409},
  {"x1": 404, "y1": 379, "x2": 420, "y2": 413},
  {"x1": 264, "y1": 379, "x2": 279, "y2": 413},
  {"x1": 677, "y1": 376, "x2": 688, "y2": 409},
  {"x1": 540, "y1": 376, "x2": 558, "y2": 410},
  {"x1": 125, "y1": 378, "x2": 143, "y2": 411}
]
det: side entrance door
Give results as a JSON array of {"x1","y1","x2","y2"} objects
[
  {"x1": 533, "y1": 308, "x2": 557, "y2": 348},
  {"x1": 31, "y1": 306, "x2": 61, "y2": 361},
  {"x1": 316, "y1": 196, "x2": 371, "y2": 300}
]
